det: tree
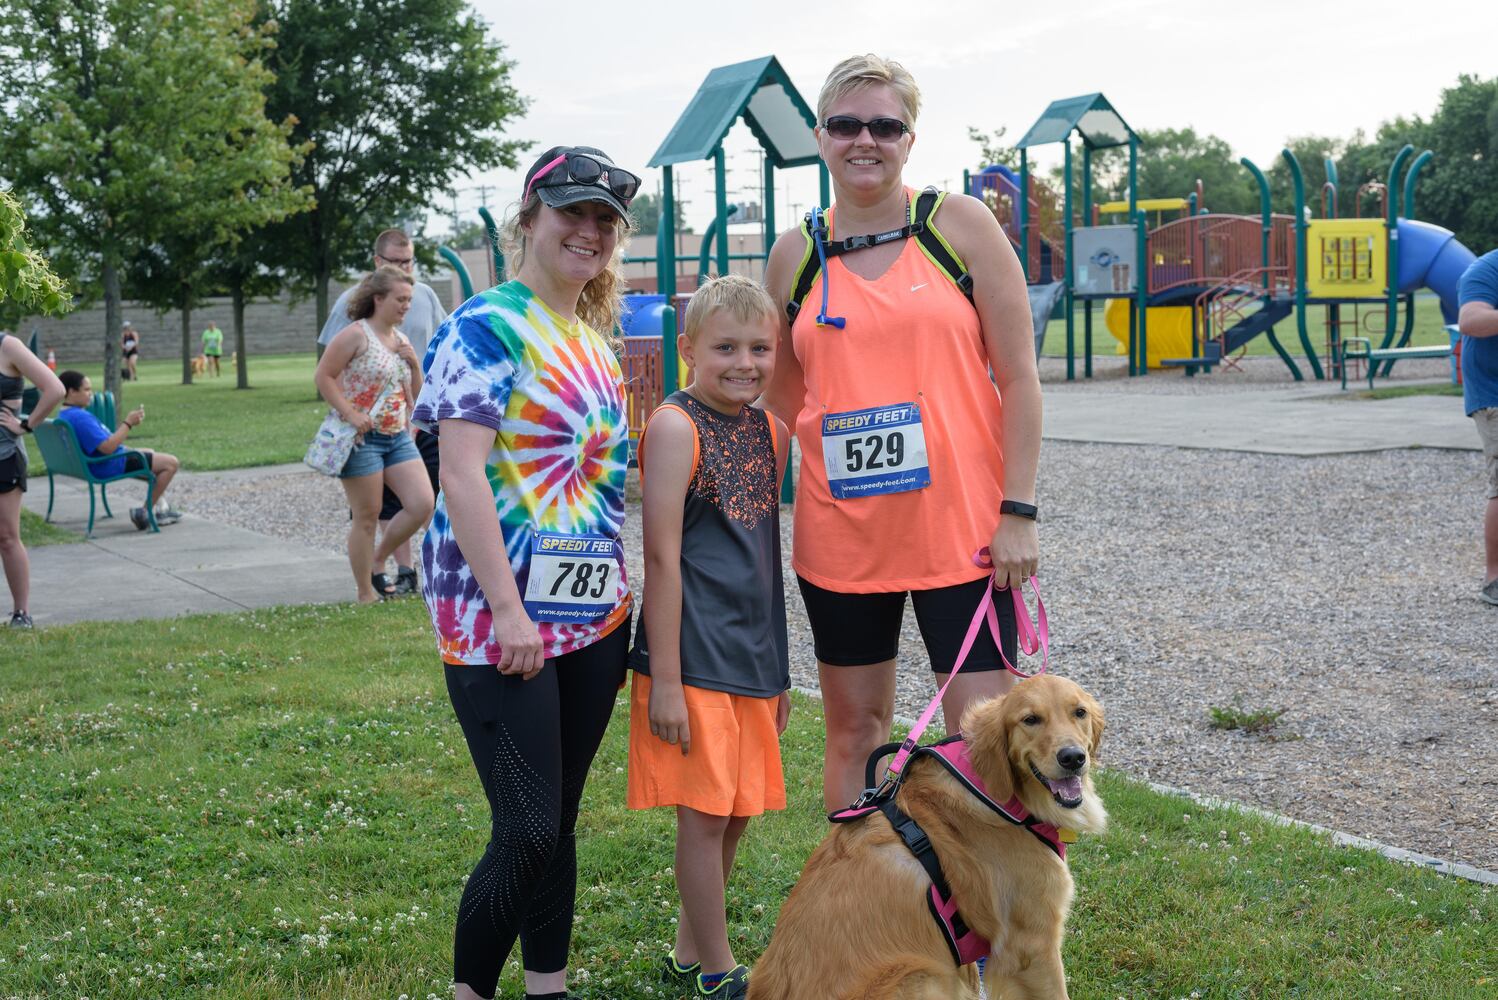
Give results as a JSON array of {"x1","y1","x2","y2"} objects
[
  {"x1": 1396, "y1": 75, "x2": 1498, "y2": 252},
  {"x1": 628, "y1": 192, "x2": 692, "y2": 236},
  {"x1": 0, "y1": 0, "x2": 310, "y2": 403},
  {"x1": 256, "y1": 0, "x2": 531, "y2": 340},
  {"x1": 126, "y1": 87, "x2": 312, "y2": 386},
  {"x1": 1269, "y1": 134, "x2": 1345, "y2": 217},
  {"x1": 0, "y1": 188, "x2": 71, "y2": 327},
  {"x1": 967, "y1": 126, "x2": 1020, "y2": 171}
]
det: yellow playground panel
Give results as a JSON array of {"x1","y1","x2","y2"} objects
[
  {"x1": 1305, "y1": 219, "x2": 1386, "y2": 299},
  {"x1": 1104, "y1": 300, "x2": 1194, "y2": 369}
]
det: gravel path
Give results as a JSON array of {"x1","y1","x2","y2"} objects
[{"x1": 170, "y1": 376, "x2": 1496, "y2": 872}]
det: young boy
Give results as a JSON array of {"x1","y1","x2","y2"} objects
[{"x1": 628, "y1": 275, "x2": 791, "y2": 1000}]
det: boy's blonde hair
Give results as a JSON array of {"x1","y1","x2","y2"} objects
[
  {"x1": 817, "y1": 54, "x2": 921, "y2": 128},
  {"x1": 682, "y1": 274, "x2": 778, "y2": 341}
]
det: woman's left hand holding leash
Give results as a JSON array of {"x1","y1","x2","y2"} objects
[{"x1": 988, "y1": 516, "x2": 1038, "y2": 591}]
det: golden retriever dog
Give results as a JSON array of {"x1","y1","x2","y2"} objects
[
  {"x1": 750, "y1": 675, "x2": 1106, "y2": 1000},
  {"x1": 190, "y1": 354, "x2": 207, "y2": 376}
]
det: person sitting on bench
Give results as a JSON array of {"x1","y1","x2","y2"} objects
[{"x1": 54, "y1": 371, "x2": 182, "y2": 530}]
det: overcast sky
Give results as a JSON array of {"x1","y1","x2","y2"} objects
[{"x1": 454, "y1": 0, "x2": 1495, "y2": 236}]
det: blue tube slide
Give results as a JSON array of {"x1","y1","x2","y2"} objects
[{"x1": 1396, "y1": 218, "x2": 1476, "y2": 323}]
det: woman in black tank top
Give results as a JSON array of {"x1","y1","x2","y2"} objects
[{"x1": 0, "y1": 331, "x2": 66, "y2": 628}]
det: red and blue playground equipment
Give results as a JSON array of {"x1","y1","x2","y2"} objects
[{"x1": 984, "y1": 93, "x2": 1474, "y2": 382}]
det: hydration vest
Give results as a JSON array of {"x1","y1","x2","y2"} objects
[{"x1": 786, "y1": 187, "x2": 975, "y2": 327}]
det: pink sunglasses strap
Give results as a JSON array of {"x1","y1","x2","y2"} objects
[{"x1": 523, "y1": 153, "x2": 567, "y2": 203}]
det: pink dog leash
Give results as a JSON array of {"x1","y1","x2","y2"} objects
[{"x1": 882, "y1": 549, "x2": 1050, "y2": 783}]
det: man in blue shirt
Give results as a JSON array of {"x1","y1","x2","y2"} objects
[
  {"x1": 54, "y1": 371, "x2": 182, "y2": 530},
  {"x1": 1457, "y1": 249, "x2": 1498, "y2": 605}
]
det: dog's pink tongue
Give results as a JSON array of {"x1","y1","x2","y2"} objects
[{"x1": 1050, "y1": 776, "x2": 1083, "y2": 801}]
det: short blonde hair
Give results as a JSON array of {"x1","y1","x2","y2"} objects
[
  {"x1": 817, "y1": 54, "x2": 921, "y2": 127},
  {"x1": 683, "y1": 274, "x2": 777, "y2": 342}
]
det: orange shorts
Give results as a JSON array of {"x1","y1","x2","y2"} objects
[{"x1": 626, "y1": 673, "x2": 787, "y2": 817}]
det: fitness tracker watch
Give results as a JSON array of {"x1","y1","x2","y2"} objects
[{"x1": 999, "y1": 499, "x2": 1038, "y2": 521}]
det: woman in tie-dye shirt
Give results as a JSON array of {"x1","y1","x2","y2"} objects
[{"x1": 411, "y1": 145, "x2": 641, "y2": 1000}]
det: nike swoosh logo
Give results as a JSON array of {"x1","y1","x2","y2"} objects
[{"x1": 910, "y1": 283, "x2": 928, "y2": 292}]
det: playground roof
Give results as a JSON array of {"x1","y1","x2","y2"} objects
[
  {"x1": 1016, "y1": 93, "x2": 1136, "y2": 150},
  {"x1": 648, "y1": 56, "x2": 821, "y2": 169}
]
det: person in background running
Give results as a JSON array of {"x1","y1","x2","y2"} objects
[{"x1": 121, "y1": 320, "x2": 140, "y2": 381}]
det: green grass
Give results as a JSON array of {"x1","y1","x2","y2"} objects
[
  {"x1": 1043, "y1": 290, "x2": 1457, "y2": 363},
  {"x1": 29, "y1": 353, "x2": 325, "y2": 474},
  {"x1": 1, "y1": 604, "x2": 1491, "y2": 998},
  {"x1": 18, "y1": 509, "x2": 82, "y2": 547},
  {"x1": 1207, "y1": 700, "x2": 1291, "y2": 738},
  {"x1": 1356, "y1": 383, "x2": 1465, "y2": 401}
]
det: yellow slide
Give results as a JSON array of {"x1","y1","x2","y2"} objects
[{"x1": 1104, "y1": 300, "x2": 1196, "y2": 369}]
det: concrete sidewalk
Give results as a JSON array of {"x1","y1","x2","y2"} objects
[
  {"x1": 1044, "y1": 381, "x2": 1477, "y2": 455},
  {"x1": 16, "y1": 381, "x2": 1476, "y2": 627},
  {"x1": 20, "y1": 467, "x2": 351, "y2": 626}
]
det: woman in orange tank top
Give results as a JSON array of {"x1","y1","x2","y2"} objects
[{"x1": 764, "y1": 55, "x2": 1043, "y2": 812}]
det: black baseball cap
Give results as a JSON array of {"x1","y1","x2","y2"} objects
[{"x1": 522, "y1": 145, "x2": 637, "y2": 218}]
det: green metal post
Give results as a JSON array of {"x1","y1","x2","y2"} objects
[
  {"x1": 698, "y1": 207, "x2": 738, "y2": 285},
  {"x1": 660, "y1": 165, "x2": 678, "y2": 392},
  {"x1": 1379, "y1": 144, "x2": 1414, "y2": 363},
  {"x1": 1127, "y1": 136, "x2": 1138, "y2": 216},
  {"x1": 1403, "y1": 149, "x2": 1433, "y2": 221},
  {"x1": 714, "y1": 146, "x2": 730, "y2": 277},
  {"x1": 1082, "y1": 143, "x2": 1092, "y2": 377},
  {"x1": 962, "y1": 168, "x2": 971, "y2": 198},
  {"x1": 478, "y1": 205, "x2": 504, "y2": 283},
  {"x1": 1018, "y1": 148, "x2": 1030, "y2": 282},
  {"x1": 1280, "y1": 149, "x2": 1324, "y2": 380},
  {"x1": 1243, "y1": 157, "x2": 1303, "y2": 381},
  {"x1": 1063, "y1": 137, "x2": 1075, "y2": 382},
  {"x1": 763, "y1": 159, "x2": 776, "y2": 269},
  {"x1": 818, "y1": 161, "x2": 831, "y2": 208},
  {"x1": 438, "y1": 245, "x2": 473, "y2": 300},
  {"x1": 1134, "y1": 211, "x2": 1148, "y2": 376}
]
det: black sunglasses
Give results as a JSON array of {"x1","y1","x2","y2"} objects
[
  {"x1": 822, "y1": 115, "x2": 910, "y2": 142},
  {"x1": 529, "y1": 152, "x2": 642, "y2": 204}
]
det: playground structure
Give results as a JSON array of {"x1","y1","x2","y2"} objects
[
  {"x1": 971, "y1": 92, "x2": 1476, "y2": 381},
  {"x1": 438, "y1": 64, "x2": 1480, "y2": 451}
]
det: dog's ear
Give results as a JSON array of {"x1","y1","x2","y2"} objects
[
  {"x1": 963, "y1": 695, "x2": 1016, "y2": 803},
  {"x1": 1084, "y1": 692, "x2": 1105, "y2": 758}
]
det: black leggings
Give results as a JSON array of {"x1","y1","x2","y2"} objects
[{"x1": 444, "y1": 623, "x2": 628, "y2": 997}]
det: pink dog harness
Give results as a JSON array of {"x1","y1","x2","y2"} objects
[
  {"x1": 829, "y1": 737, "x2": 1069, "y2": 966},
  {"x1": 827, "y1": 557, "x2": 1064, "y2": 967}
]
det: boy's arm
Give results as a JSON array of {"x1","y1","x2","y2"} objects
[{"x1": 640, "y1": 407, "x2": 696, "y2": 754}]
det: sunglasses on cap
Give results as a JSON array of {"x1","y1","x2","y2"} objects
[
  {"x1": 525, "y1": 152, "x2": 642, "y2": 205},
  {"x1": 822, "y1": 115, "x2": 910, "y2": 142}
]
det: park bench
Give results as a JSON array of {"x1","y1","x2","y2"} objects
[
  {"x1": 31, "y1": 418, "x2": 159, "y2": 537},
  {"x1": 1339, "y1": 336, "x2": 1452, "y2": 391}
]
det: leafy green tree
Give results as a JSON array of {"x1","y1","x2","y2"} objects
[
  {"x1": 0, "y1": 188, "x2": 71, "y2": 327},
  {"x1": 125, "y1": 77, "x2": 312, "y2": 386},
  {"x1": 628, "y1": 192, "x2": 692, "y2": 236},
  {"x1": 0, "y1": 0, "x2": 309, "y2": 402},
  {"x1": 967, "y1": 126, "x2": 1021, "y2": 171},
  {"x1": 1394, "y1": 75, "x2": 1498, "y2": 251},
  {"x1": 256, "y1": 0, "x2": 530, "y2": 339}
]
